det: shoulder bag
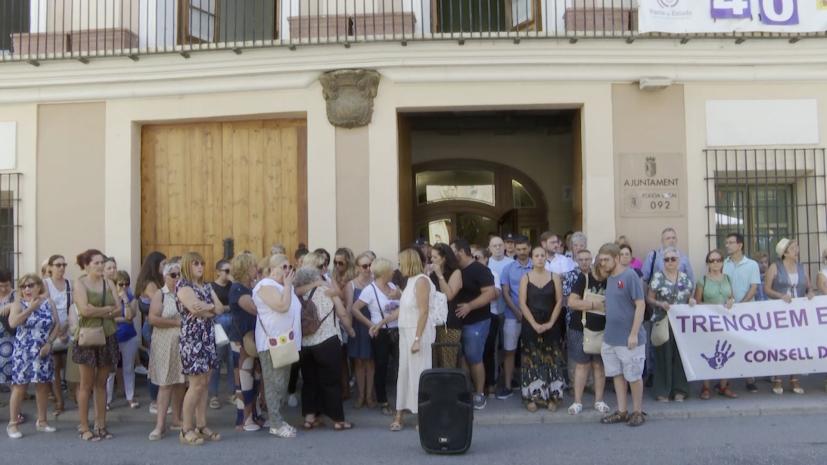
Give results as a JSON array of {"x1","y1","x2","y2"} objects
[
  {"x1": 257, "y1": 313, "x2": 299, "y2": 369},
  {"x1": 426, "y1": 275, "x2": 449, "y2": 326},
  {"x1": 77, "y1": 279, "x2": 107, "y2": 348},
  {"x1": 372, "y1": 284, "x2": 400, "y2": 345},
  {"x1": 581, "y1": 274, "x2": 605, "y2": 355}
]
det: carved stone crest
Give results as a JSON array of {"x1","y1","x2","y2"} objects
[{"x1": 319, "y1": 69, "x2": 380, "y2": 129}]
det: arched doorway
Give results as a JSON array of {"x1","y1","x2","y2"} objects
[{"x1": 412, "y1": 159, "x2": 548, "y2": 246}]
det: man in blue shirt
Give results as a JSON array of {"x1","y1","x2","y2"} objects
[
  {"x1": 498, "y1": 236, "x2": 531, "y2": 400},
  {"x1": 723, "y1": 232, "x2": 761, "y2": 393},
  {"x1": 641, "y1": 227, "x2": 695, "y2": 285}
]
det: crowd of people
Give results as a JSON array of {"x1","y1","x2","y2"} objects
[{"x1": 0, "y1": 227, "x2": 826, "y2": 440}]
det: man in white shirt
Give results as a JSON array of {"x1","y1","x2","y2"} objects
[
  {"x1": 481, "y1": 237, "x2": 513, "y2": 397},
  {"x1": 542, "y1": 231, "x2": 577, "y2": 275}
]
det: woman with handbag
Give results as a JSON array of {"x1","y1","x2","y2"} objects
[
  {"x1": 176, "y1": 251, "x2": 225, "y2": 446},
  {"x1": 253, "y1": 253, "x2": 301, "y2": 439},
  {"x1": 565, "y1": 249, "x2": 610, "y2": 415},
  {"x1": 391, "y1": 248, "x2": 435, "y2": 432},
  {"x1": 147, "y1": 259, "x2": 185, "y2": 441},
  {"x1": 357, "y1": 257, "x2": 402, "y2": 416},
  {"x1": 294, "y1": 252, "x2": 354, "y2": 431},
  {"x1": 6, "y1": 274, "x2": 59, "y2": 438},
  {"x1": 646, "y1": 246, "x2": 695, "y2": 403},
  {"x1": 72, "y1": 249, "x2": 121, "y2": 441},
  {"x1": 518, "y1": 246, "x2": 565, "y2": 412},
  {"x1": 427, "y1": 244, "x2": 463, "y2": 369},
  {"x1": 44, "y1": 255, "x2": 71, "y2": 416},
  {"x1": 695, "y1": 249, "x2": 737, "y2": 400}
]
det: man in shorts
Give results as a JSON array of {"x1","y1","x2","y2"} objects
[
  {"x1": 598, "y1": 243, "x2": 646, "y2": 427},
  {"x1": 498, "y1": 236, "x2": 531, "y2": 399}
]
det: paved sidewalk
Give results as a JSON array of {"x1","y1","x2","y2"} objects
[{"x1": 10, "y1": 376, "x2": 826, "y2": 429}]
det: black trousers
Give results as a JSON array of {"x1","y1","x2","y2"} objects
[
  {"x1": 287, "y1": 361, "x2": 300, "y2": 394},
  {"x1": 299, "y1": 336, "x2": 345, "y2": 421},
  {"x1": 483, "y1": 313, "x2": 502, "y2": 388},
  {"x1": 372, "y1": 328, "x2": 399, "y2": 404}
]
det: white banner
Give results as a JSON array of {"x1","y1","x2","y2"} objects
[
  {"x1": 667, "y1": 296, "x2": 827, "y2": 381},
  {"x1": 638, "y1": 0, "x2": 827, "y2": 34}
]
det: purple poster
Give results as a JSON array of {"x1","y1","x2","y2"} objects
[
  {"x1": 759, "y1": 0, "x2": 800, "y2": 25},
  {"x1": 710, "y1": 0, "x2": 752, "y2": 19}
]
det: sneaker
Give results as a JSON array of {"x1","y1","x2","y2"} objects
[
  {"x1": 134, "y1": 365, "x2": 149, "y2": 376},
  {"x1": 594, "y1": 401, "x2": 611, "y2": 414},
  {"x1": 567, "y1": 402, "x2": 583, "y2": 415},
  {"x1": 495, "y1": 387, "x2": 513, "y2": 400},
  {"x1": 472, "y1": 393, "x2": 486, "y2": 410},
  {"x1": 745, "y1": 381, "x2": 758, "y2": 393},
  {"x1": 269, "y1": 423, "x2": 297, "y2": 438},
  {"x1": 243, "y1": 417, "x2": 261, "y2": 432},
  {"x1": 287, "y1": 394, "x2": 298, "y2": 408},
  {"x1": 149, "y1": 403, "x2": 158, "y2": 415},
  {"x1": 209, "y1": 397, "x2": 221, "y2": 409}
]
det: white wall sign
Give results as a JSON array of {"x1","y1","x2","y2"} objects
[
  {"x1": 0, "y1": 122, "x2": 16, "y2": 170},
  {"x1": 638, "y1": 0, "x2": 827, "y2": 33},
  {"x1": 706, "y1": 99, "x2": 819, "y2": 147}
]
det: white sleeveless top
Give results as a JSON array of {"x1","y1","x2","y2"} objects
[
  {"x1": 45, "y1": 277, "x2": 70, "y2": 324},
  {"x1": 398, "y1": 274, "x2": 434, "y2": 329},
  {"x1": 252, "y1": 278, "x2": 302, "y2": 353}
]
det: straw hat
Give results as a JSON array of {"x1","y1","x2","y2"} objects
[
  {"x1": 242, "y1": 331, "x2": 258, "y2": 359},
  {"x1": 775, "y1": 238, "x2": 791, "y2": 259}
]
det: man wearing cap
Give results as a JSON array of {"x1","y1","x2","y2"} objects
[
  {"x1": 504, "y1": 233, "x2": 517, "y2": 258},
  {"x1": 498, "y1": 235, "x2": 531, "y2": 399}
]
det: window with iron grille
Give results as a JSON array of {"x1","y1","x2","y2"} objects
[
  {"x1": 705, "y1": 149, "x2": 826, "y2": 279},
  {"x1": 0, "y1": 173, "x2": 21, "y2": 281}
]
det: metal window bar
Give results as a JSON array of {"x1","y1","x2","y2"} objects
[
  {"x1": 704, "y1": 148, "x2": 827, "y2": 283},
  {"x1": 2, "y1": 2, "x2": 827, "y2": 61},
  {"x1": 0, "y1": 173, "x2": 22, "y2": 283}
]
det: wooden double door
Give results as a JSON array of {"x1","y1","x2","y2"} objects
[{"x1": 141, "y1": 119, "x2": 307, "y2": 280}]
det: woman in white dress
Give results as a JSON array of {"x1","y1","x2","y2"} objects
[{"x1": 391, "y1": 248, "x2": 435, "y2": 432}]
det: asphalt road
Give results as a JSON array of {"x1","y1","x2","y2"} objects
[{"x1": 3, "y1": 413, "x2": 825, "y2": 465}]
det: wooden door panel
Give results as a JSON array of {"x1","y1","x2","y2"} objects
[{"x1": 142, "y1": 119, "x2": 307, "y2": 280}]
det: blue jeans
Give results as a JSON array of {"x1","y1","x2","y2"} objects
[
  {"x1": 209, "y1": 313, "x2": 237, "y2": 396},
  {"x1": 461, "y1": 318, "x2": 491, "y2": 365}
]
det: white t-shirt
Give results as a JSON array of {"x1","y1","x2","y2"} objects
[
  {"x1": 488, "y1": 256, "x2": 513, "y2": 316},
  {"x1": 45, "y1": 277, "x2": 70, "y2": 325},
  {"x1": 545, "y1": 254, "x2": 577, "y2": 275},
  {"x1": 252, "y1": 278, "x2": 302, "y2": 353},
  {"x1": 358, "y1": 282, "x2": 400, "y2": 329}
]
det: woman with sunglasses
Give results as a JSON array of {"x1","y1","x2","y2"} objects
[
  {"x1": 177, "y1": 252, "x2": 225, "y2": 445},
  {"x1": 135, "y1": 251, "x2": 167, "y2": 414},
  {"x1": 73, "y1": 249, "x2": 121, "y2": 441},
  {"x1": 105, "y1": 270, "x2": 140, "y2": 410},
  {"x1": 6, "y1": 274, "x2": 59, "y2": 438},
  {"x1": 44, "y1": 255, "x2": 71, "y2": 416},
  {"x1": 646, "y1": 246, "x2": 695, "y2": 402},
  {"x1": 695, "y1": 249, "x2": 736, "y2": 400},
  {"x1": 147, "y1": 259, "x2": 185, "y2": 440},
  {"x1": 345, "y1": 252, "x2": 376, "y2": 409},
  {"x1": 228, "y1": 252, "x2": 262, "y2": 432}
]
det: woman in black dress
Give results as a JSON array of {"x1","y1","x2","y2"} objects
[{"x1": 518, "y1": 246, "x2": 565, "y2": 412}]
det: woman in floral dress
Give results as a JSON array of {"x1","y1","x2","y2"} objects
[
  {"x1": 0, "y1": 269, "x2": 15, "y2": 392},
  {"x1": 518, "y1": 246, "x2": 565, "y2": 412},
  {"x1": 7, "y1": 274, "x2": 59, "y2": 438},
  {"x1": 646, "y1": 246, "x2": 696, "y2": 402},
  {"x1": 176, "y1": 252, "x2": 225, "y2": 446}
]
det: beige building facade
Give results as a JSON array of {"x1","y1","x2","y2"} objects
[{"x1": 0, "y1": 37, "x2": 825, "y2": 280}]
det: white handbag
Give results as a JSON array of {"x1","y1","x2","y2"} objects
[
  {"x1": 581, "y1": 275, "x2": 605, "y2": 355},
  {"x1": 214, "y1": 323, "x2": 230, "y2": 348},
  {"x1": 651, "y1": 316, "x2": 670, "y2": 347},
  {"x1": 428, "y1": 289, "x2": 449, "y2": 326},
  {"x1": 257, "y1": 315, "x2": 300, "y2": 369}
]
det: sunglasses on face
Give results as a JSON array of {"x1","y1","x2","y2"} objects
[
  {"x1": 117, "y1": 282, "x2": 129, "y2": 287},
  {"x1": 707, "y1": 258, "x2": 723, "y2": 264},
  {"x1": 168, "y1": 273, "x2": 180, "y2": 279},
  {"x1": 664, "y1": 257, "x2": 679, "y2": 263},
  {"x1": 281, "y1": 264, "x2": 292, "y2": 271},
  {"x1": 21, "y1": 283, "x2": 36, "y2": 290},
  {"x1": 220, "y1": 268, "x2": 230, "y2": 274},
  {"x1": 52, "y1": 263, "x2": 67, "y2": 268},
  {"x1": 334, "y1": 261, "x2": 345, "y2": 267},
  {"x1": 358, "y1": 263, "x2": 371, "y2": 270},
  {"x1": 192, "y1": 261, "x2": 204, "y2": 267}
]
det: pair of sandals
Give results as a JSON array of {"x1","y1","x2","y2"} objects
[
  {"x1": 700, "y1": 384, "x2": 738, "y2": 400},
  {"x1": 773, "y1": 379, "x2": 804, "y2": 395},
  {"x1": 79, "y1": 426, "x2": 113, "y2": 442},
  {"x1": 302, "y1": 417, "x2": 353, "y2": 431},
  {"x1": 526, "y1": 399, "x2": 558, "y2": 413},
  {"x1": 179, "y1": 427, "x2": 221, "y2": 446}
]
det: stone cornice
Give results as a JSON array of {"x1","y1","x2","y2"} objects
[{"x1": 1, "y1": 38, "x2": 826, "y2": 103}]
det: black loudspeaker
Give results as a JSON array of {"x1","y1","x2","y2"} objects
[{"x1": 417, "y1": 368, "x2": 473, "y2": 455}]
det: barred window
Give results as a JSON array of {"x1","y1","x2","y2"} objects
[
  {"x1": 705, "y1": 149, "x2": 826, "y2": 277},
  {"x1": 0, "y1": 173, "x2": 21, "y2": 281}
]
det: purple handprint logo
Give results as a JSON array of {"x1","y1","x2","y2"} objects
[{"x1": 701, "y1": 340, "x2": 735, "y2": 370}]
